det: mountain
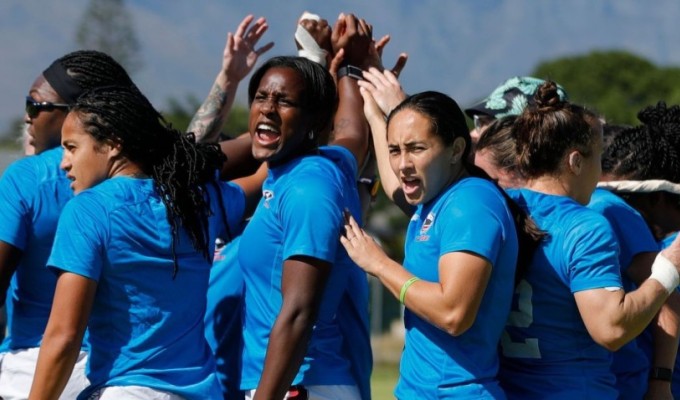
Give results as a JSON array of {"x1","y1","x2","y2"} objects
[{"x1": 1, "y1": 0, "x2": 679, "y2": 137}]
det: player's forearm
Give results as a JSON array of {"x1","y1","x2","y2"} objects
[
  {"x1": 29, "y1": 330, "x2": 83, "y2": 399},
  {"x1": 254, "y1": 307, "x2": 315, "y2": 399},
  {"x1": 601, "y1": 281, "x2": 669, "y2": 350},
  {"x1": 189, "y1": 72, "x2": 240, "y2": 143}
]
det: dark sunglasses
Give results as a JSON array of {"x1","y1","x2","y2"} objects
[{"x1": 25, "y1": 96, "x2": 71, "y2": 119}]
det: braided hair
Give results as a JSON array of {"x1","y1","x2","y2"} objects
[
  {"x1": 71, "y1": 85, "x2": 227, "y2": 277},
  {"x1": 55, "y1": 50, "x2": 136, "y2": 93},
  {"x1": 602, "y1": 102, "x2": 680, "y2": 183}
]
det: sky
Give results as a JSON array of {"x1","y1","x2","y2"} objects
[{"x1": 2, "y1": 0, "x2": 680, "y2": 138}]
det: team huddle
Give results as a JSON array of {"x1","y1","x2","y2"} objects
[{"x1": 1, "y1": 11, "x2": 679, "y2": 400}]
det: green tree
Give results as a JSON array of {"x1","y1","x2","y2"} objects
[
  {"x1": 532, "y1": 50, "x2": 680, "y2": 124},
  {"x1": 75, "y1": 0, "x2": 142, "y2": 75}
]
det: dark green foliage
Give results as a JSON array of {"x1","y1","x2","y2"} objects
[{"x1": 533, "y1": 50, "x2": 680, "y2": 124}]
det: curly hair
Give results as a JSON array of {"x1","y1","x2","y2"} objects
[{"x1": 602, "y1": 102, "x2": 680, "y2": 183}]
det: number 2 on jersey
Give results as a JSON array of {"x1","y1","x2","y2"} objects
[{"x1": 501, "y1": 279, "x2": 541, "y2": 358}]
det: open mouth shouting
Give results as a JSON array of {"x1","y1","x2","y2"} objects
[
  {"x1": 401, "y1": 175, "x2": 422, "y2": 198},
  {"x1": 255, "y1": 122, "x2": 281, "y2": 147}
]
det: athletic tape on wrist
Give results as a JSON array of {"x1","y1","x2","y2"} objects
[
  {"x1": 296, "y1": 12, "x2": 327, "y2": 67},
  {"x1": 650, "y1": 253, "x2": 680, "y2": 294}
]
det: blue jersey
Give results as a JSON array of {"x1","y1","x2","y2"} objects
[
  {"x1": 337, "y1": 265, "x2": 372, "y2": 400},
  {"x1": 500, "y1": 189, "x2": 623, "y2": 400},
  {"x1": 396, "y1": 177, "x2": 518, "y2": 399},
  {"x1": 238, "y1": 146, "x2": 364, "y2": 390},
  {"x1": 588, "y1": 188, "x2": 657, "y2": 400},
  {"x1": 0, "y1": 147, "x2": 72, "y2": 351},
  {"x1": 48, "y1": 176, "x2": 245, "y2": 400},
  {"x1": 205, "y1": 235, "x2": 246, "y2": 400}
]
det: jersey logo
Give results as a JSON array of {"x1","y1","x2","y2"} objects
[
  {"x1": 420, "y1": 212, "x2": 435, "y2": 234},
  {"x1": 416, "y1": 211, "x2": 435, "y2": 241},
  {"x1": 263, "y1": 189, "x2": 274, "y2": 208}
]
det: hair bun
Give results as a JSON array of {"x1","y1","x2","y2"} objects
[{"x1": 534, "y1": 81, "x2": 564, "y2": 110}]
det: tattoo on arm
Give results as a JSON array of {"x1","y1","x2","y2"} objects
[{"x1": 188, "y1": 83, "x2": 229, "y2": 143}]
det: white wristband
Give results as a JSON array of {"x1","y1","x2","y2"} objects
[{"x1": 649, "y1": 253, "x2": 680, "y2": 294}]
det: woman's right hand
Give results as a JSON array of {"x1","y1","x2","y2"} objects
[{"x1": 340, "y1": 211, "x2": 389, "y2": 276}]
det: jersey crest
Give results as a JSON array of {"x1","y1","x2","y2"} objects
[{"x1": 263, "y1": 189, "x2": 274, "y2": 209}]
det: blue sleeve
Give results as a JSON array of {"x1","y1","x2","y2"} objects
[
  {"x1": 597, "y1": 200, "x2": 658, "y2": 270},
  {"x1": 47, "y1": 192, "x2": 107, "y2": 281},
  {"x1": 439, "y1": 184, "x2": 506, "y2": 264},
  {"x1": 279, "y1": 170, "x2": 343, "y2": 263},
  {"x1": 566, "y1": 214, "x2": 623, "y2": 292},
  {"x1": 216, "y1": 181, "x2": 246, "y2": 236},
  {"x1": 322, "y1": 145, "x2": 359, "y2": 180},
  {"x1": 0, "y1": 160, "x2": 36, "y2": 249}
]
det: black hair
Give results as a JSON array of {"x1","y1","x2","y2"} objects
[
  {"x1": 388, "y1": 91, "x2": 472, "y2": 161},
  {"x1": 514, "y1": 81, "x2": 600, "y2": 178},
  {"x1": 388, "y1": 91, "x2": 544, "y2": 285},
  {"x1": 248, "y1": 56, "x2": 337, "y2": 137},
  {"x1": 71, "y1": 85, "x2": 227, "y2": 277},
  {"x1": 602, "y1": 102, "x2": 680, "y2": 183},
  {"x1": 54, "y1": 50, "x2": 136, "y2": 96}
]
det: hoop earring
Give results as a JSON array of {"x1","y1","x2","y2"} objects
[{"x1": 308, "y1": 130, "x2": 315, "y2": 140}]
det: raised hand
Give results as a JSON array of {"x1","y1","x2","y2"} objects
[
  {"x1": 358, "y1": 67, "x2": 407, "y2": 116},
  {"x1": 188, "y1": 15, "x2": 273, "y2": 143},
  {"x1": 367, "y1": 34, "x2": 409, "y2": 78},
  {"x1": 331, "y1": 13, "x2": 373, "y2": 68},
  {"x1": 295, "y1": 12, "x2": 333, "y2": 67},
  {"x1": 222, "y1": 15, "x2": 274, "y2": 83}
]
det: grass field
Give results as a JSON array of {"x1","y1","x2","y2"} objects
[
  {"x1": 371, "y1": 333, "x2": 403, "y2": 399},
  {"x1": 371, "y1": 362, "x2": 399, "y2": 399}
]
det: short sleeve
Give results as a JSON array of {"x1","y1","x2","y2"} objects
[
  {"x1": 47, "y1": 192, "x2": 108, "y2": 281},
  {"x1": 597, "y1": 200, "x2": 658, "y2": 270},
  {"x1": 279, "y1": 170, "x2": 343, "y2": 263},
  {"x1": 0, "y1": 160, "x2": 36, "y2": 249},
  {"x1": 439, "y1": 184, "x2": 507, "y2": 264},
  {"x1": 566, "y1": 214, "x2": 623, "y2": 292}
]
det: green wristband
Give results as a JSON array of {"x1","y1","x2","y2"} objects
[{"x1": 399, "y1": 277, "x2": 420, "y2": 304}]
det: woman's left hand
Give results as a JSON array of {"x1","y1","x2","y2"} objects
[{"x1": 340, "y1": 211, "x2": 389, "y2": 276}]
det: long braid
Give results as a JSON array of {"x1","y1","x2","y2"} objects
[{"x1": 72, "y1": 85, "x2": 226, "y2": 277}]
